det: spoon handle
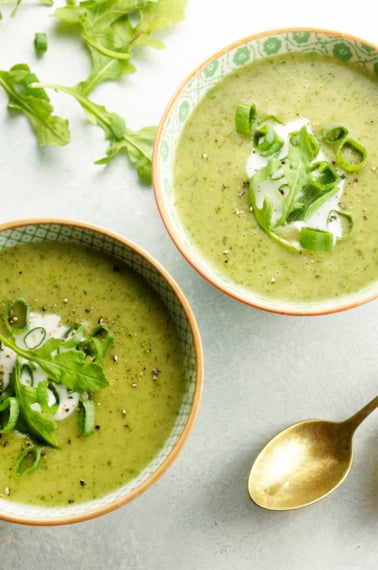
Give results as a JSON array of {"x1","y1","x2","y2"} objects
[{"x1": 345, "y1": 395, "x2": 378, "y2": 433}]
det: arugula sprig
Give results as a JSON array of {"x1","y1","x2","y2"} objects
[
  {"x1": 34, "y1": 82, "x2": 157, "y2": 184},
  {"x1": 53, "y1": 0, "x2": 187, "y2": 95},
  {"x1": 0, "y1": 64, "x2": 71, "y2": 147}
]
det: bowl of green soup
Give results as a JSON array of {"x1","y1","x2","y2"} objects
[
  {"x1": 0, "y1": 219, "x2": 203, "y2": 525},
  {"x1": 153, "y1": 28, "x2": 378, "y2": 315}
]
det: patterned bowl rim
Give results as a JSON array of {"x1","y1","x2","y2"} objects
[
  {"x1": 152, "y1": 27, "x2": 378, "y2": 316},
  {"x1": 0, "y1": 217, "x2": 203, "y2": 526}
]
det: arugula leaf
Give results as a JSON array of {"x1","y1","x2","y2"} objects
[
  {"x1": 12, "y1": 360, "x2": 58, "y2": 447},
  {"x1": 0, "y1": 0, "x2": 187, "y2": 183},
  {"x1": 0, "y1": 334, "x2": 110, "y2": 393},
  {"x1": 53, "y1": 0, "x2": 188, "y2": 94},
  {"x1": 34, "y1": 81, "x2": 156, "y2": 184},
  {"x1": 0, "y1": 64, "x2": 71, "y2": 146},
  {"x1": 276, "y1": 127, "x2": 315, "y2": 225}
]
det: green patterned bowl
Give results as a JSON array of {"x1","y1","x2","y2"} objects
[
  {"x1": 0, "y1": 219, "x2": 203, "y2": 525},
  {"x1": 153, "y1": 28, "x2": 378, "y2": 315}
]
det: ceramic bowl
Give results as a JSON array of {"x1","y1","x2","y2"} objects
[
  {"x1": 152, "y1": 28, "x2": 378, "y2": 315},
  {"x1": 0, "y1": 219, "x2": 203, "y2": 525}
]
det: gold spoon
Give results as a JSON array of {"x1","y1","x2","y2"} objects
[{"x1": 248, "y1": 395, "x2": 378, "y2": 510}]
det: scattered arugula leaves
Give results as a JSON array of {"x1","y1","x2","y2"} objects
[{"x1": 0, "y1": 0, "x2": 188, "y2": 184}]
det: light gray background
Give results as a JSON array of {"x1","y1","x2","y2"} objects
[{"x1": 0, "y1": 1, "x2": 377, "y2": 568}]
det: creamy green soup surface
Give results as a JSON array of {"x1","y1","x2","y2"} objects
[
  {"x1": 173, "y1": 52, "x2": 378, "y2": 302},
  {"x1": 0, "y1": 241, "x2": 185, "y2": 506}
]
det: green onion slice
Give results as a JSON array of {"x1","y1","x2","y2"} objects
[
  {"x1": 15, "y1": 446, "x2": 43, "y2": 478},
  {"x1": 322, "y1": 123, "x2": 349, "y2": 145},
  {"x1": 5, "y1": 298, "x2": 30, "y2": 334},
  {"x1": 34, "y1": 32, "x2": 48, "y2": 56},
  {"x1": 327, "y1": 209, "x2": 355, "y2": 240},
  {"x1": 37, "y1": 381, "x2": 60, "y2": 415},
  {"x1": 253, "y1": 125, "x2": 283, "y2": 156},
  {"x1": 299, "y1": 227, "x2": 334, "y2": 252},
  {"x1": 79, "y1": 397, "x2": 95, "y2": 436},
  {"x1": 78, "y1": 324, "x2": 114, "y2": 363},
  {"x1": 336, "y1": 137, "x2": 367, "y2": 172},
  {"x1": 24, "y1": 326, "x2": 47, "y2": 349},
  {"x1": 0, "y1": 397, "x2": 19, "y2": 433},
  {"x1": 91, "y1": 324, "x2": 114, "y2": 353},
  {"x1": 235, "y1": 102, "x2": 257, "y2": 135},
  {"x1": 62, "y1": 323, "x2": 85, "y2": 347},
  {"x1": 77, "y1": 336, "x2": 104, "y2": 363},
  {"x1": 309, "y1": 161, "x2": 340, "y2": 191}
]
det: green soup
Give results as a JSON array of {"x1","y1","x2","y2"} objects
[
  {"x1": 0, "y1": 241, "x2": 185, "y2": 506},
  {"x1": 173, "y1": 52, "x2": 378, "y2": 302}
]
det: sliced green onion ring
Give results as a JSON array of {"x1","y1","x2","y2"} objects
[
  {"x1": 299, "y1": 227, "x2": 334, "y2": 252},
  {"x1": 5, "y1": 298, "x2": 30, "y2": 334},
  {"x1": 91, "y1": 324, "x2": 114, "y2": 353},
  {"x1": 253, "y1": 125, "x2": 283, "y2": 156},
  {"x1": 322, "y1": 123, "x2": 349, "y2": 145},
  {"x1": 15, "y1": 446, "x2": 43, "y2": 478},
  {"x1": 235, "y1": 101, "x2": 257, "y2": 135},
  {"x1": 327, "y1": 209, "x2": 355, "y2": 240},
  {"x1": 0, "y1": 397, "x2": 19, "y2": 433},
  {"x1": 336, "y1": 137, "x2": 367, "y2": 172},
  {"x1": 24, "y1": 326, "x2": 47, "y2": 349},
  {"x1": 77, "y1": 336, "x2": 104, "y2": 363},
  {"x1": 62, "y1": 323, "x2": 85, "y2": 347},
  {"x1": 79, "y1": 397, "x2": 95, "y2": 436},
  {"x1": 34, "y1": 32, "x2": 48, "y2": 56},
  {"x1": 309, "y1": 161, "x2": 340, "y2": 190},
  {"x1": 37, "y1": 381, "x2": 60, "y2": 415}
]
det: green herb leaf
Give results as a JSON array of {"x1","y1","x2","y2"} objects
[
  {"x1": 53, "y1": 0, "x2": 188, "y2": 94},
  {"x1": 13, "y1": 360, "x2": 58, "y2": 447},
  {"x1": 277, "y1": 126, "x2": 317, "y2": 225},
  {"x1": 32, "y1": 82, "x2": 156, "y2": 184},
  {"x1": 0, "y1": 334, "x2": 110, "y2": 393},
  {"x1": 0, "y1": 64, "x2": 71, "y2": 147}
]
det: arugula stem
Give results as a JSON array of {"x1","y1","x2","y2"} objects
[{"x1": 82, "y1": 32, "x2": 132, "y2": 61}]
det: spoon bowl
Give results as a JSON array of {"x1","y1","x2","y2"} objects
[{"x1": 248, "y1": 396, "x2": 378, "y2": 510}]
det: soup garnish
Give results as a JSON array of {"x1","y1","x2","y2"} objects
[
  {"x1": 235, "y1": 101, "x2": 367, "y2": 253},
  {"x1": 0, "y1": 298, "x2": 113, "y2": 476}
]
